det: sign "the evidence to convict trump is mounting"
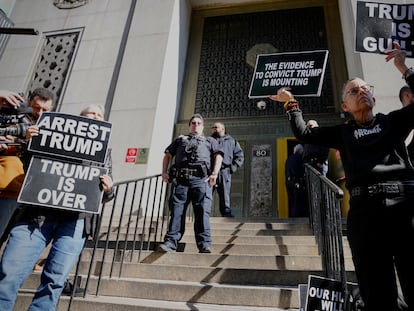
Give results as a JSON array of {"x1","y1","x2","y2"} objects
[{"x1": 248, "y1": 50, "x2": 329, "y2": 98}]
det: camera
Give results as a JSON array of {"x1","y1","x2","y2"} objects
[
  {"x1": 0, "y1": 96, "x2": 33, "y2": 139},
  {"x1": 256, "y1": 100, "x2": 266, "y2": 110}
]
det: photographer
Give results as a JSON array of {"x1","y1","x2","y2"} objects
[
  {"x1": 0, "y1": 94, "x2": 115, "y2": 311},
  {"x1": 0, "y1": 90, "x2": 24, "y2": 109},
  {"x1": 0, "y1": 90, "x2": 28, "y2": 242}
]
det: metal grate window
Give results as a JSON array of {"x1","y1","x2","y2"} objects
[
  {"x1": 195, "y1": 7, "x2": 334, "y2": 118},
  {"x1": 27, "y1": 28, "x2": 83, "y2": 111}
]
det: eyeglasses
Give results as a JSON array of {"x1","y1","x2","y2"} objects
[
  {"x1": 191, "y1": 121, "x2": 202, "y2": 125},
  {"x1": 346, "y1": 84, "x2": 374, "y2": 97}
]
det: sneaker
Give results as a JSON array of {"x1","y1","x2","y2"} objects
[
  {"x1": 199, "y1": 246, "x2": 211, "y2": 253},
  {"x1": 158, "y1": 243, "x2": 176, "y2": 253},
  {"x1": 62, "y1": 281, "x2": 85, "y2": 297}
]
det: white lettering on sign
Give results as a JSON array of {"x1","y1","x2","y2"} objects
[
  {"x1": 38, "y1": 129, "x2": 104, "y2": 156},
  {"x1": 40, "y1": 158, "x2": 101, "y2": 181},
  {"x1": 37, "y1": 189, "x2": 86, "y2": 209},
  {"x1": 37, "y1": 115, "x2": 111, "y2": 141}
]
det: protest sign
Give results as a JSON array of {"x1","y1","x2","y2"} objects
[
  {"x1": 305, "y1": 275, "x2": 360, "y2": 311},
  {"x1": 28, "y1": 112, "x2": 112, "y2": 163},
  {"x1": 305, "y1": 275, "x2": 345, "y2": 311},
  {"x1": 248, "y1": 50, "x2": 329, "y2": 98},
  {"x1": 356, "y1": 1, "x2": 414, "y2": 57},
  {"x1": 18, "y1": 156, "x2": 107, "y2": 214}
]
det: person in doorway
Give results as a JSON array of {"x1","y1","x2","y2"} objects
[
  {"x1": 285, "y1": 144, "x2": 308, "y2": 217},
  {"x1": 269, "y1": 42, "x2": 414, "y2": 311},
  {"x1": 211, "y1": 122, "x2": 244, "y2": 217},
  {"x1": 158, "y1": 114, "x2": 223, "y2": 253},
  {"x1": 302, "y1": 120, "x2": 330, "y2": 176},
  {"x1": 0, "y1": 97, "x2": 114, "y2": 311}
]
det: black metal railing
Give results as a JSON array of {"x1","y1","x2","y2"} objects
[
  {"x1": 304, "y1": 164, "x2": 348, "y2": 298},
  {"x1": 66, "y1": 168, "x2": 350, "y2": 309},
  {"x1": 67, "y1": 174, "x2": 171, "y2": 310}
]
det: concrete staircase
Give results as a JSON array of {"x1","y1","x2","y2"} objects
[{"x1": 13, "y1": 217, "x2": 355, "y2": 311}]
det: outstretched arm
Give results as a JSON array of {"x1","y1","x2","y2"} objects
[{"x1": 384, "y1": 41, "x2": 410, "y2": 76}]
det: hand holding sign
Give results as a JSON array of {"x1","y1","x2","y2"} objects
[
  {"x1": 100, "y1": 174, "x2": 113, "y2": 192},
  {"x1": 268, "y1": 87, "x2": 294, "y2": 103},
  {"x1": 268, "y1": 87, "x2": 300, "y2": 112}
]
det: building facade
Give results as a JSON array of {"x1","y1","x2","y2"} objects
[{"x1": 0, "y1": 0, "x2": 412, "y2": 218}]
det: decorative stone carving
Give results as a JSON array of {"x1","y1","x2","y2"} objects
[{"x1": 53, "y1": 0, "x2": 88, "y2": 9}]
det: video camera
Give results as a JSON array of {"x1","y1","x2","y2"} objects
[{"x1": 0, "y1": 95, "x2": 33, "y2": 139}]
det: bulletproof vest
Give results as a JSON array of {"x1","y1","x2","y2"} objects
[{"x1": 174, "y1": 134, "x2": 211, "y2": 168}]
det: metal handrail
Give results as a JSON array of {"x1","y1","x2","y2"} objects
[
  {"x1": 67, "y1": 174, "x2": 171, "y2": 309},
  {"x1": 304, "y1": 164, "x2": 348, "y2": 300},
  {"x1": 67, "y1": 168, "x2": 349, "y2": 309}
]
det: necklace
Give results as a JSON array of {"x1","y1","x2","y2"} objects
[{"x1": 356, "y1": 117, "x2": 376, "y2": 128}]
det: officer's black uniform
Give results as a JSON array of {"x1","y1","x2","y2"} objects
[
  {"x1": 212, "y1": 134, "x2": 244, "y2": 217},
  {"x1": 162, "y1": 133, "x2": 223, "y2": 252},
  {"x1": 285, "y1": 149, "x2": 307, "y2": 217},
  {"x1": 302, "y1": 143, "x2": 329, "y2": 174},
  {"x1": 286, "y1": 73, "x2": 414, "y2": 311}
]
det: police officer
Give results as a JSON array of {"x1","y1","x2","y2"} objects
[
  {"x1": 211, "y1": 122, "x2": 244, "y2": 217},
  {"x1": 285, "y1": 144, "x2": 307, "y2": 217},
  {"x1": 159, "y1": 114, "x2": 223, "y2": 253}
]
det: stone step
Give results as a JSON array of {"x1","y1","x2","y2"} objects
[
  {"x1": 11, "y1": 215, "x2": 351, "y2": 310},
  {"x1": 34, "y1": 252, "x2": 328, "y2": 271},
  {"x1": 101, "y1": 221, "x2": 312, "y2": 231},
  {"x1": 82, "y1": 242, "x2": 322, "y2": 256},
  {"x1": 88, "y1": 277, "x2": 300, "y2": 308},
  {"x1": 93, "y1": 234, "x2": 319, "y2": 245},
  {"x1": 19, "y1": 275, "x2": 300, "y2": 308},
  {"x1": 97, "y1": 228, "x2": 314, "y2": 241},
  {"x1": 22, "y1": 265, "x2": 327, "y2": 289},
  {"x1": 15, "y1": 292, "x2": 300, "y2": 311}
]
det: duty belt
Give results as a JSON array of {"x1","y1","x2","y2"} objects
[
  {"x1": 350, "y1": 182, "x2": 414, "y2": 198},
  {"x1": 173, "y1": 167, "x2": 205, "y2": 179}
]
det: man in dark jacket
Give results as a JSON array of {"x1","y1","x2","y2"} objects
[
  {"x1": 285, "y1": 144, "x2": 307, "y2": 217},
  {"x1": 211, "y1": 122, "x2": 244, "y2": 217}
]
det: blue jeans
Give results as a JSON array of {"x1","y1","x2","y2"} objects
[{"x1": 0, "y1": 217, "x2": 86, "y2": 311}]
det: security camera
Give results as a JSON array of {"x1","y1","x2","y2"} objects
[{"x1": 257, "y1": 100, "x2": 266, "y2": 110}]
